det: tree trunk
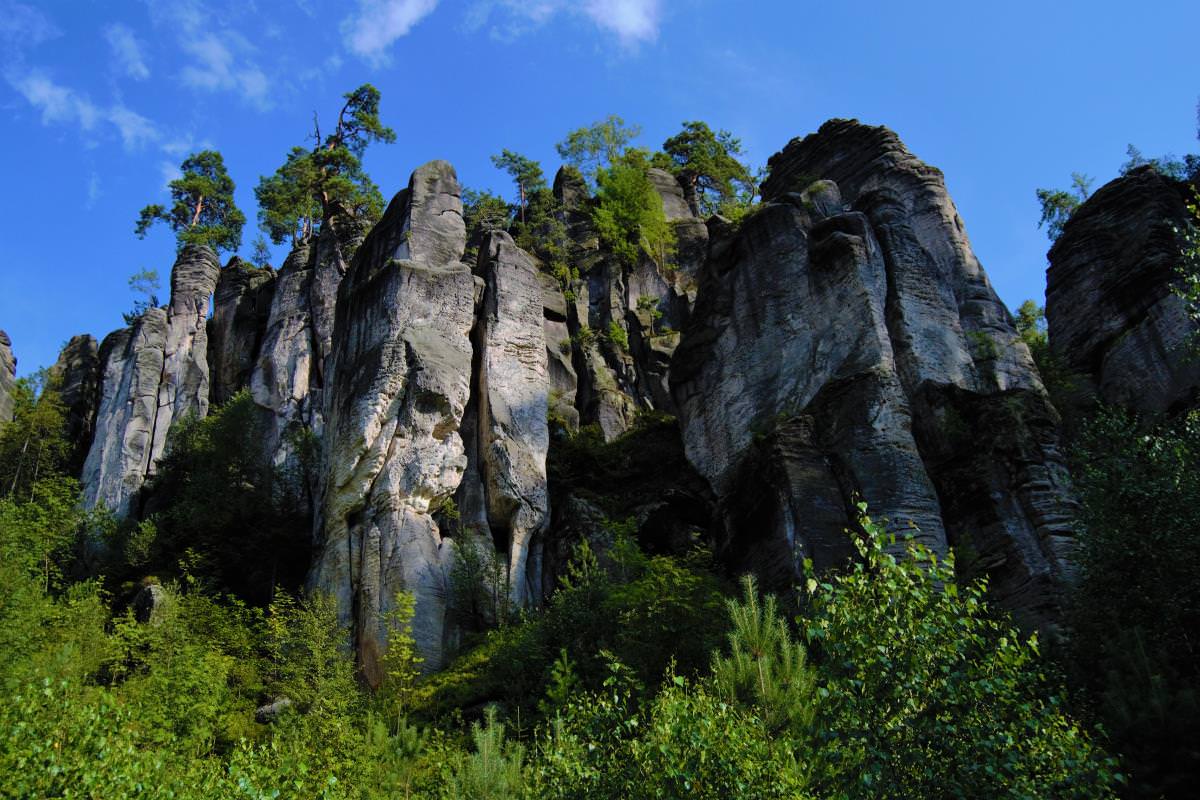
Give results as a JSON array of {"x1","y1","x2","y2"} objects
[{"x1": 190, "y1": 194, "x2": 206, "y2": 229}]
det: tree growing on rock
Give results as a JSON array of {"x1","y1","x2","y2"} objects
[
  {"x1": 490, "y1": 149, "x2": 547, "y2": 224},
  {"x1": 136, "y1": 150, "x2": 246, "y2": 254},
  {"x1": 657, "y1": 121, "x2": 755, "y2": 216},
  {"x1": 1035, "y1": 172, "x2": 1092, "y2": 242},
  {"x1": 557, "y1": 115, "x2": 642, "y2": 185},
  {"x1": 255, "y1": 84, "x2": 396, "y2": 246},
  {"x1": 591, "y1": 149, "x2": 675, "y2": 269}
]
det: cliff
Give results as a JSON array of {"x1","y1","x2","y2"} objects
[{"x1": 68, "y1": 119, "x2": 1116, "y2": 666}]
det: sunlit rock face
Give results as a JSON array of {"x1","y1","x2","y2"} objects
[
  {"x1": 82, "y1": 245, "x2": 220, "y2": 517},
  {"x1": 0, "y1": 330, "x2": 16, "y2": 425}
]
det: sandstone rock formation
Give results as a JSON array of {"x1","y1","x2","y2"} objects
[
  {"x1": 51, "y1": 334, "x2": 100, "y2": 471},
  {"x1": 1046, "y1": 166, "x2": 1200, "y2": 416},
  {"x1": 674, "y1": 119, "x2": 1076, "y2": 630},
  {"x1": 314, "y1": 161, "x2": 476, "y2": 678},
  {"x1": 0, "y1": 330, "x2": 15, "y2": 425},
  {"x1": 82, "y1": 246, "x2": 220, "y2": 515},
  {"x1": 209, "y1": 257, "x2": 276, "y2": 406}
]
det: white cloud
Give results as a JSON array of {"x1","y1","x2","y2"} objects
[
  {"x1": 178, "y1": 33, "x2": 271, "y2": 107},
  {"x1": 9, "y1": 71, "x2": 99, "y2": 130},
  {"x1": 582, "y1": 0, "x2": 661, "y2": 44},
  {"x1": 104, "y1": 23, "x2": 150, "y2": 80},
  {"x1": 7, "y1": 70, "x2": 163, "y2": 151},
  {"x1": 159, "y1": 159, "x2": 182, "y2": 188},
  {"x1": 107, "y1": 104, "x2": 159, "y2": 149},
  {"x1": 85, "y1": 171, "x2": 100, "y2": 209},
  {"x1": 342, "y1": 0, "x2": 440, "y2": 64},
  {"x1": 465, "y1": 0, "x2": 662, "y2": 46},
  {"x1": 0, "y1": 1, "x2": 60, "y2": 50}
]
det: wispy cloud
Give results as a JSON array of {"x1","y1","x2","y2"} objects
[
  {"x1": 582, "y1": 0, "x2": 661, "y2": 45},
  {"x1": 342, "y1": 0, "x2": 440, "y2": 65},
  {"x1": 85, "y1": 171, "x2": 100, "y2": 209},
  {"x1": 104, "y1": 23, "x2": 150, "y2": 80},
  {"x1": 465, "y1": 0, "x2": 663, "y2": 46},
  {"x1": 179, "y1": 33, "x2": 271, "y2": 108},
  {"x1": 0, "y1": 1, "x2": 60, "y2": 51},
  {"x1": 7, "y1": 70, "x2": 161, "y2": 151}
]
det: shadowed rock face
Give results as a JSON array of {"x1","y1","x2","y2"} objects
[
  {"x1": 0, "y1": 330, "x2": 15, "y2": 424},
  {"x1": 209, "y1": 258, "x2": 276, "y2": 406},
  {"x1": 1046, "y1": 166, "x2": 1200, "y2": 416},
  {"x1": 51, "y1": 334, "x2": 100, "y2": 472},
  {"x1": 82, "y1": 246, "x2": 220, "y2": 516},
  {"x1": 676, "y1": 119, "x2": 1076, "y2": 631}
]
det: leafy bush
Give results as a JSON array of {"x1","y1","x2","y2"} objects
[
  {"x1": 591, "y1": 150, "x2": 675, "y2": 268},
  {"x1": 801, "y1": 506, "x2": 1120, "y2": 799}
]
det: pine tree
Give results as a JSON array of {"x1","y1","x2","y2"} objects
[{"x1": 136, "y1": 150, "x2": 246, "y2": 254}]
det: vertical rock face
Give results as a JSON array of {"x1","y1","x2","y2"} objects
[
  {"x1": 675, "y1": 120, "x2": 1076, "y2": 629},
  {"x1": 82, "y1": 246, "x2": 220, "y2": 515},
  {"x1": 474, "y1": 231, "x2": 550, "y2": 606},
  {"x1": 209, "y1": 258, "x2": 276, "y2": 406},
  {"x1": 1046, "y1": 167, "x2": 1200, "y2": 416},
  {"x1": 250, "y1": 216, "x2": 366, "y2": 479},
  {"x1": 51, "y1": 334, "x2": 101, "y2": 471},
  {"x1": 82, "y1": 311, "x2": 167, "y2": 515},
  {"x1": 314, "y1": 161, "x2": 475, "y2": 678},
  {"x1": 0, "y1": 330, "x2": 15, "y2": 425}
]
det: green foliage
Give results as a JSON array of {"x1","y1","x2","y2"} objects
[
  {"x1": 255, "y1": 84, "x2": 394, "y2": 246},
  {"x1": 125, "y1": 391, "x2": 313, "y2": 605},
  {"x1": 801, "y1": 506, "x2": 1120, "y2": 798},
  {"x1": 1172, "y1": 187, "x2": 1200, "y2": 346},
  {"x1": 490, "y1": 149, "x2": 547, "y2": 223},
  {"x1": 250, "y1": 234, "x2": 272, "y2": 268},
  {"x1": 1120, "y1": 144, "x2": 1200, "y2": 180},
  {"x1": 1068, "y1": 407, "x2": 1200, "y2": 797},
  {"x1": 1036, "y1": 172, "x2": 1092, "y2": 242},
  {"x1": 443, "y1": 706, "x2": 526, "y2": 799},
  {"x1": 462, "y1": 186, "x2": 512, "y2": 262},
  {"x1": 556, "y1": 114, "x2": 642, "y2": 184},
  {"x1": 659, "y1": 120, "x2": 755, "y2": 216},
  {"x1": 0, "y1": 372, "x2": 69, "y2": 503},
  {"x1": 604, "y1": 319, "x2": 628, "y2": 351},
  {"x1": 711, "y1": 575, "x2": 816, "y2": 736},
  {"x1": 124, "y1": 267, "x2": 162, "y2": 323},
  {"x1": 591, "y1": 149, "x2": 676, "y2": 268},
  {"x1": 136, "y1": 150, "x2": 246, "y2": 254}
]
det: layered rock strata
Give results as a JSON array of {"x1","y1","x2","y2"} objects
[
  {"x1": 314, "y1": 162, "x2": 477, "y2": 678},
  {"x1": 51, "y1": 334, "x2": 100, "y2": 471},
  {"x1": 1046, "y1": 166, "x2": 1200, "y2": 416},
  {"x1": 82, "y1": 246, "x2": 220, "y2": 515},
  {"x1": 675, "y1": 119, "x2": 1076, "y2": 629},
  {"x1": 0, "y1": 330, "x2": 15, "y2": 424}
]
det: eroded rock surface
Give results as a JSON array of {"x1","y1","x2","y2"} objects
[
  {"x1": 52, "y1": 334, "x2": 101, "y2": 471},
  {"x1": 314, "y1": 161, "x2": 474, "y2": 678},
  {"x1": 209, "y1": 258, "x2": 276, "y2": 406},
  {"x1": 675, "y1": 119, "x2": 1076, "y2": 630},
  {"x1": 82, "y1": 246, "x2": 220, "y2": 515},
  {"x1": 1046, "y1": 166, "x2": 1200, "y2": 416},
  {"x1": 0, "y1": 330, "x2": 16, "y2": 424}
]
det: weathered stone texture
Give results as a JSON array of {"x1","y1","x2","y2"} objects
[
  {"x1": 0, "y1": 330, "x2": 17, "y2": 425},
  {"x1": 1046, "y1": 166, "x2": 1200, "y2": 416},
  {"x1": 209, "y1": 258, "x2": 276, "y2": 406},
  {"x1": 52, "y1": 334, "x2": 101, "y2": 470},
  {"x1": 673, "y1": 119, "x2": 1076, "y2": 630},
  {"x1": 314, "y1": 161, "x2": 474, "y2": 677}
]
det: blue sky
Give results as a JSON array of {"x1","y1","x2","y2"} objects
[{"x1": 1, "y1": 0, "x2": 1197, "y2": 375}]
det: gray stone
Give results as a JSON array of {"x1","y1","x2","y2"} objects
[
  {"x1": 1046, "y1": 166, "x2": 1200, "y2": 415},
  {"x1": 647, "y1": 167, "x2": 694, "y2": 222},
  {"x1": 314, "y1": 161, "x2": 475, "y2": 680},
  {"x1": 255, "y1": 697, "x2": 294, "y2": 724},
  {"x1": 132, "y1": 583, "x2": 168, "y2": 625},
  {"x1": 0, "y1": 330, "x2": 17, "y2": 425},
  {"x1": 82, "y1": 246, "x2": 220, "y2": 516},
  {"x1": 51, "y1": 334, "x2": 101, "y2": 472},
  {"x1": 209, "y1": 258, "x2": 275, "y2": 406},
  {"x1": 475, "y1": 231, "x2": 550, "y2": 606}
]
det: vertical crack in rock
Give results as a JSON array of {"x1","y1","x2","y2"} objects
[
  {"x1": 314, "y1": 161, "x2": 473, "y2": 678},
  {"x1": 754, "y1": 119, "x2": 1075, "y2": 630},
  {"x1": 81, "y1": 245, "x2": 219, "y2": 516},
  {"x1": 0, "y1": 330, "x2": 17, "y2": 425}
]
